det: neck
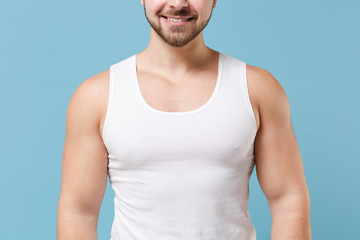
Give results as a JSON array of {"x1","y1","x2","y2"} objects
[{"x1": 137, "y1": 29, "x2": 217, "y2": 74}]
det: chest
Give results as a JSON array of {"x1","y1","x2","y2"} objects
[{"x1": 136, "y1": 70, "x2": 219, "y2": 113}]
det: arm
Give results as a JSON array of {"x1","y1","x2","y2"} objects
[
  {"x1": 248, "y1": 66, "x2": 312, "y2": 239},
  {"x1": 57, "y1": 70, "x2": 110, "y2": 239}
]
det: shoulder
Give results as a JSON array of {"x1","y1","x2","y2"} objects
[
  {"x1": 246, "y1": 64, "x2": 286, "y2": 100},
  {"x1": 245, "y1": 64, "x2": 290, "y2": 129},
  {"x1": 67, "y1": 69, "x2": 110, "y2": 127},
  {"x1": 222, "y1": 54, "x2": 288, "y2": 109}
]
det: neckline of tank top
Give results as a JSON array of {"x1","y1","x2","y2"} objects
[{"x1": 131, "y1": 52, "x2": 224, "y2": 116}]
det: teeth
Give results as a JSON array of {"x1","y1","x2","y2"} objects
[{"x1": 167, "y1": 17, "x2": 190, "y2": 23}]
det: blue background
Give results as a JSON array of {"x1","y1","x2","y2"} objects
[{"x1": 1, "y1": 0, "x2": 359, "y2": 239}]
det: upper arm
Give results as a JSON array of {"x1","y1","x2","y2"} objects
[
  {"x1": 248, "y1": 66, "x2": 310, "y2": 205},
  {"x1": 58, "y1": 70, "x2": 109, "y2": 217}
]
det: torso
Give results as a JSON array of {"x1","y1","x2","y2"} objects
[{"x1": 98, "y1": 61, "x2": 261, "y2": 138}]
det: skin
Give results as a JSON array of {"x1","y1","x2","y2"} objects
[{"x1": 57, "y1": 0, "x2": 311, "y2": 239}]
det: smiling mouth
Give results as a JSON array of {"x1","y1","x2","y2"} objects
[{"x1": 162, "y1": 16, "x2": 194, "y2": 23}]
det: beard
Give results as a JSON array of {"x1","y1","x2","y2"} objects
[{"x1": 143, "y1": 2, "x2": 214, "y2": 47}]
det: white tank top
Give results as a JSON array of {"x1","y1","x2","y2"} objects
[{"x1": 102, "y1": 52, "x2": 258, "y2": 240}]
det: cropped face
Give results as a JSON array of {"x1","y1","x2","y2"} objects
[{"x1": 141, "y1": 0, "x2": 217, "y2": 47}]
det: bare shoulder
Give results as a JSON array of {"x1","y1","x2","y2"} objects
[
  {"x1": 67, "y1": 69, "x2": 110, "y2": 136},
  {"x1": 246, "y1": 64, "x2": 290, "y2": 130}
]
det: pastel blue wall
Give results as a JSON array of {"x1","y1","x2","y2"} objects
[{"x1": 1, "y1": 0, "x2": 359, "y2": 239}]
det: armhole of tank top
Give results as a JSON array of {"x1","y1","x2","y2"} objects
[
  {"x1": 243, "y1": 62, "x2": 258, "y2": 132},
  {"x1": 101, "y1": 64, "x2": 115, "y2": 140}
]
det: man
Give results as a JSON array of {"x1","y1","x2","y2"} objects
[{"x1": 57, "y1": 0, "x2": 312, "y2": 239}]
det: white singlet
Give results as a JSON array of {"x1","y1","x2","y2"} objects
[{"x1": 102, "y1": 52, "x2": 258, "y2": 240}]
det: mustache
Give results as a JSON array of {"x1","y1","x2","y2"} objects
[{"x1": 158, "y1": 9, "x2": 197, "y2": 18}]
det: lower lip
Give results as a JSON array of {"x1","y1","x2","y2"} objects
[{"x1": 162, "y1": 16, "x2": 193, "y2": 26}]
